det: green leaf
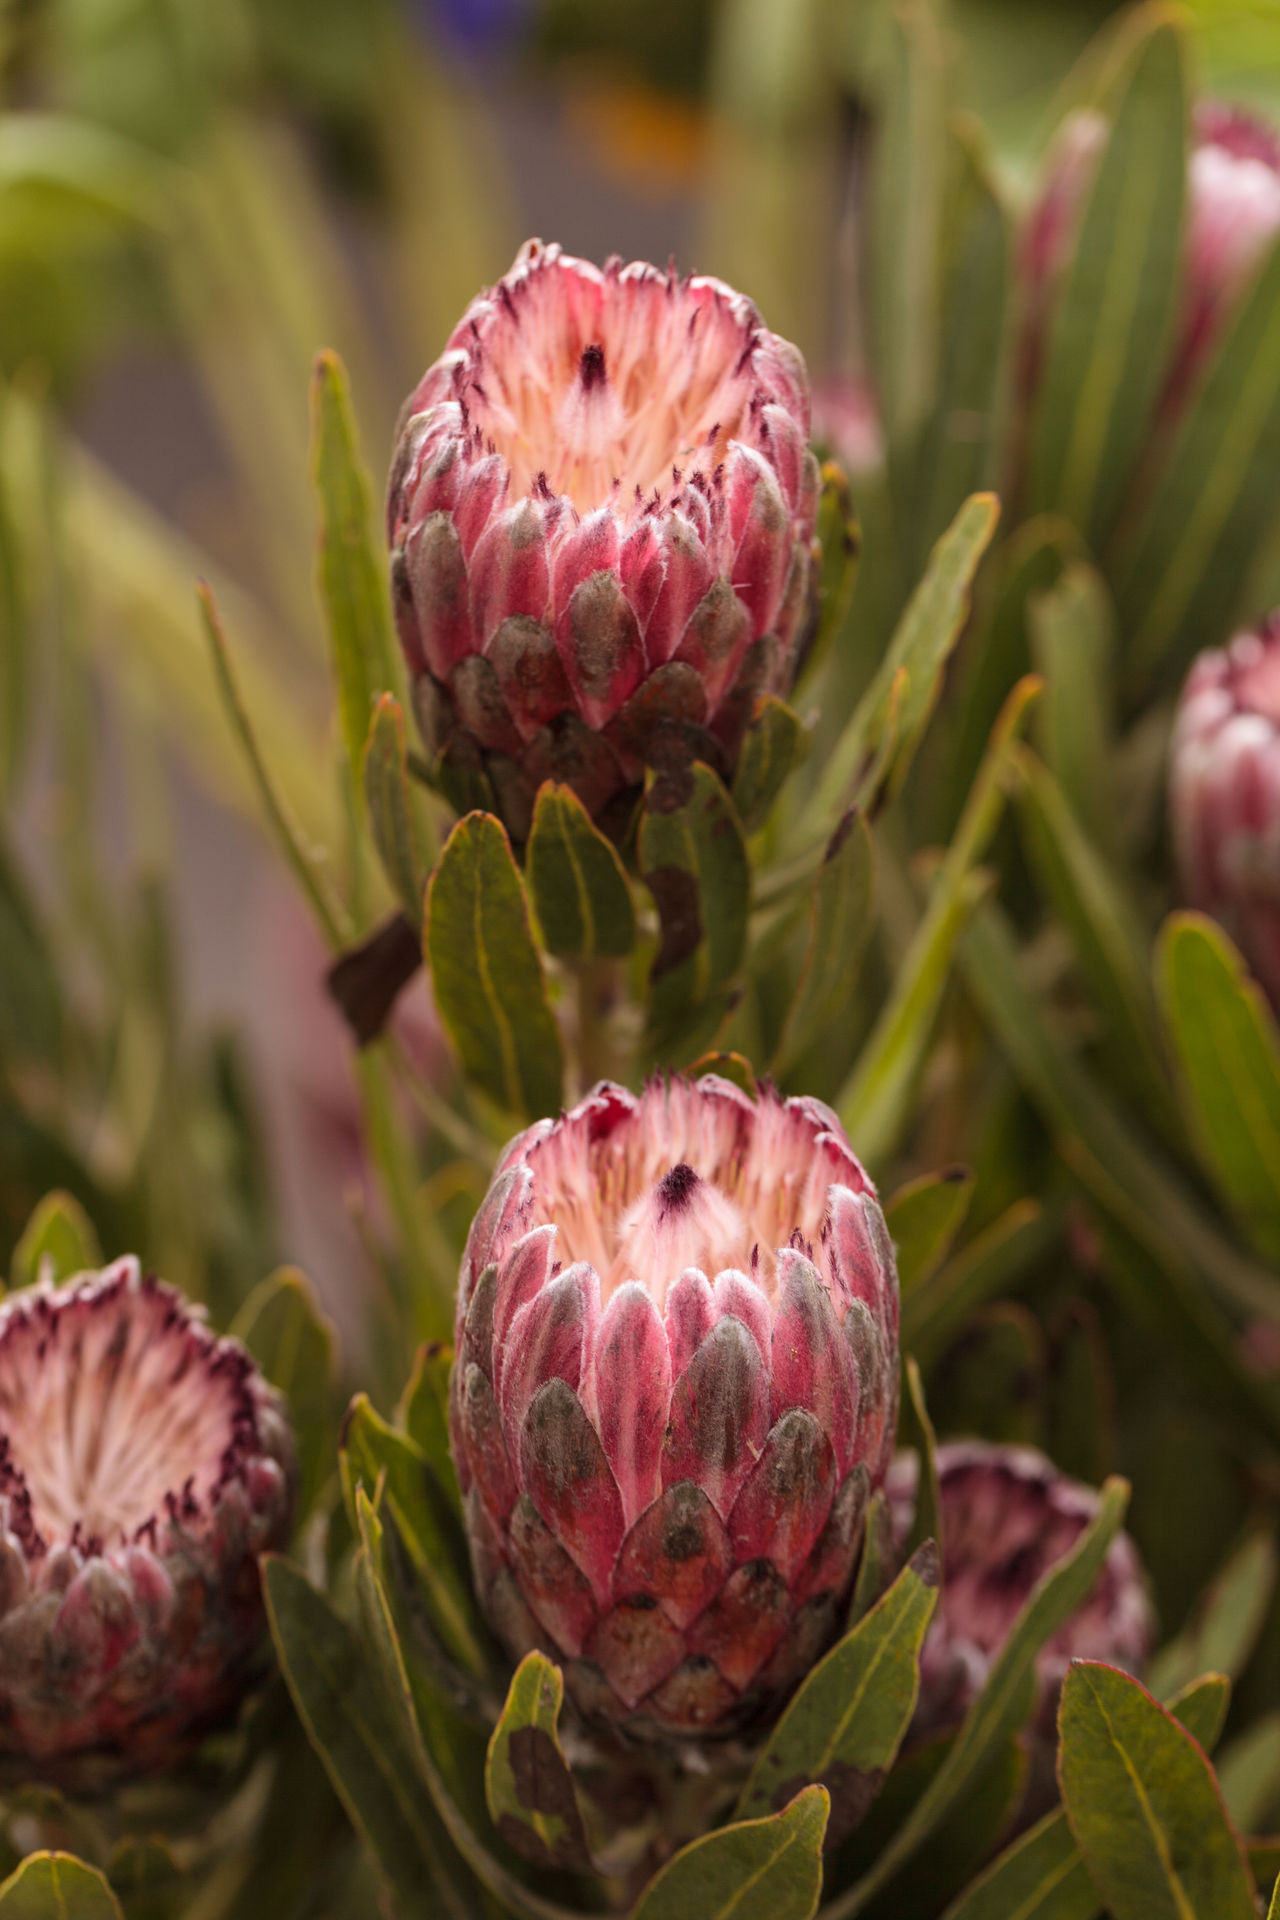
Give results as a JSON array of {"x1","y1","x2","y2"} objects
[
  {"x1": 887, "y1": 1169, "x2": 974, "y2": 1295},
  {"x1": 798, "y1": 463, "x2": 859, "y2": 690},
  {"x1": 397, "y1": 1343, "x2": 463, "y2": 1524},
  {"x1": 632, "y1": 1786, "x2": 829, "y2": 1920},
  {"x1": 639, "y1": 762, "x2": 750, "y2": 1053},
  {"x1": 262, "y1": 1559, "x2": 454, "y2": 1920},
  {"x1": 340, "y1": 1393, "x2": 491, "y2": 1683},
  {"x1": 774, "y1": 810, "x2": 875, "y2": 1077},
  {"x1": 1157, "y1": 913, "x2": 1280, "y2": 1262},
  {"x1": 903, "y1": 1199, "x2": 1053, "y2": 1366},
  {"x1": 231, "y1": 1267, "x2": 336, "y2": 1522},
  {"x1": 827, "y1": 1479, "x2": 1130, "y2": 1919},
  {"x1": 865, "y1": 1738, "x2": 1029, "y2": 1920},
  {"x1": 1028, "y1": 11, "x2": 1188, "y2": 545},
  {"x1": 733, "y1": 697, "x2": 806, "y2": 834},
  {"x1": 815, "y1": 493, "x2": 1001, "y2": 823},
  {"x1": 10, "y1": 1191, "x2": 100, "y2": 1290},
  {"x1": 737, "y1": 1546, "x2": 939, "y2": 1845},
  {"x1": 525, "y1": 782, "x2": 635, "y2": 961},
  {"x1": 424, "y1": 812, "x2": 563, "y2": 1120},
  {"x1": 200, "y1": 582, "x2": 348, "y2": 948},
  {"x1": 1217, "y1": 1713, "x2": 1280, "y2": 1834},
  {"x1": 850, "y1": 1490, "x2": 896, "y2": 1625},
  {"x1": 1148, "y1": 1529, "x2": 1278, "y2": 1699},
  {"x1": 1028, "y1": 563, "x2": 1118, "y2": 853},
  {"x1": 365, "y1": 694, "x2": 428, "y2": 928},
  {"x1": 868, "y1": 0, "x2": 945, "y2": 445},
  {"x1": 1270, "y1": 1867, "x2": 1280, "y2": 1920},
  {"x1": 899, "y1": 1356, "x2": 942, "y2": 1565},
  {"x1": 486, "y1": 1654, "x2": 590, "y2": 1872},
  {"x1": 942, "y1": 1676, "x2": 1232, "y2": 1920},
  {"x1": 0, "y1": 840, "x2": 64, "y2": 1076},
  {"x1": 0, "y1": 1855, "x2": 121, "y2": 1918},
  {"x1": 310, "y1": 350, "x2": 400, "y2": 786},
  {"x1": 1059, "y1": 1660, "x2": 1256, "y2": 1920},
  {"x1": 1119, "y1": 236, "x2": 1280, "y2": 687},
  {"x1": 839, "y1": 674, "x2": 1036, "y2": 1162}
]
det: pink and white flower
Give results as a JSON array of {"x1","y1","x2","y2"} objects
[
  {"x1": 1170, "y1": 613, "x2": 1280, "y2": 1005},
  {"x1": 387, "y1": 241, "x2": 819, "y2": 842},
  {"x1": 450, "y1": 1075, "x2": 899, "y2": 1742},
  {"x1": 0, "y1": 1260, "x2": 295, "y2": 1786}
]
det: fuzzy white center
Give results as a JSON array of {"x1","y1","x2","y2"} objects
[
  {"x1": 0, "y1": 1290, "x2": 242, "y2": 1547},
  {"x1": 466, "y1": 273, "x2": 759, "y2": 513}
]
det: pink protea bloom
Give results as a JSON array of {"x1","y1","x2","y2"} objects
[
  {"x1": 887, "y1": 1442, "x2": 1153, "y2": 1745},
  {"x1": 450, "y1": 1076, "x2": 899, "y2": 1743},
  {"x1": 1022, "y1": 101, "x2": 1280, "y2": 408},
  {"x1": 0, "y1": 1259, "x2": 295, "y2": 1788},
  {"x1": 387, "y1": 240, "x2": 819, "y2": 843},
  {"x1": 1170, "y1": 613, "x2": 1280, "y2": 1005}
]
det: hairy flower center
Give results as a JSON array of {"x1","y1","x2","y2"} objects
[
  {"x1": 525, "y1": 1101, "x2": 833, "y2": 1306},
  {"x1": 0, "y1": 1285, "x2": 250, "y2": 1550},
  {"x1": 461, "y1": 276, "x2": 760, "y2": 514}
]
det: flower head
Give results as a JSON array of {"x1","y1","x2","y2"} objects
[
  {"x1": 0, "y1": 1260, "x2": 295, "y2": 1786},
  {"x1": 1170, "y1": 613, "x2": 1280, "y2": 1004},
  {"x1": 387, "y1": 241, "x2": 818, "y2": 842},
  {"x1": 887, "y1": 1442, "x2": 1153, "y2": 1742},
  {"x1": 450, "y1": 1076, "x2": 899, "y2": 1743},
  {"x1": 1022, "y1": 101, "x2": 1280, "y2": 409}
]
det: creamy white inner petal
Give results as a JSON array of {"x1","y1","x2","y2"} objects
[
  {"x1": 0, "y1": 1289, "x2": 243, "y2": 1546},
  {"x1": 465, "y1": 272, "x2": 760, "y2": 513},
  {"x1": 525, "y1": 1090, "x2": 835, "y2": 1306}
]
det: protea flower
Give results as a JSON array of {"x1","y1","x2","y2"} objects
[
  {"x1": 1022, "y1": 101, "x2": 1280, "y2": 408},
  {"x1": 387, "y1": 241, "x2": 819, "y2": 843},
  {"x1": 1170, "y1": 613, "x2": 1280, "y2": 1006},
  {"x1": 0, "y1": 1259, "x2": 295, "y2": 1787},
  {"x1": 886, "y1": 1442, "x2": 1153, "y2": 1745},
  {"x1": 450, "y1": 1075, "x2": 899, "y2": 1744}
]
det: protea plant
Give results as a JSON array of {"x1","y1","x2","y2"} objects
[
  {"x1": 1170, "y1": 612, "x2": 1280, "y2": 1005},
  {"x1": 386, "y1": 240, "x2": 819, "y2": 843},
  {"x1": 886, "y1": 1441, "x2": 1153, "y2": 1745},
  {"x1": 0, "y1": 1259, "x2": 295, "y2": 1788},
  {"x1": 450, "y1": 1075, "x2": 899, "y2": 1743}
]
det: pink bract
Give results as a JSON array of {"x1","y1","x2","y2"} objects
[
  {"x1": 387, "y1": 241, "x2": 819, "y2": 843},
  {"x1": 0, "y1": 1260, "x2": 295, "y2": 1786},
  {"x1": 1170, "y1": 612, "x2": 1280, "y2": 1005},
  {"x1": 450, "y1": 1076, "x2": 900, "y2": 1743}
]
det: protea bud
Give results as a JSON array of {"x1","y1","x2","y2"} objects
[
  {"x1": 0, "y1": 1260, "x2": 295, "y2": 1787},
  {"x1": 1022, "y1": 101, "x2": 1280, "y2": 408},
  {"x1": 451, "y1": 1076, "x2": 899, "y2": 1743},
  {"x1": 387, "y1": 241, "x2": 818, "y2": 843},
  {"x1": 887, "y1": 1442, "x2": 1153, "y2": 1745},
  {"x1": 1170, "y1": 614, "x2": 1280, "y2": 1005}
]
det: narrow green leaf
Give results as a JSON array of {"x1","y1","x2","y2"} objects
[
  {"x1": 231, "y1": 1267, "x2": 336, "y2": 1522},
  {"x1": 815, "y1": 493, "x2": 1000, "y2": 823},
  {"x1": 1148, "y1": 1530, "x2": 1278, "y2": 1699},
  {"x1": 737, "y1": 1547, "x2": 939, "y2": 1844},
  {"x1": 850, "y1": 1490, "x2": 896, "y2": 1625},
  {"x1": 1120, "y1": 239, "x2": 1280, "y2": 687},
  {"x1": 10, "y1": 1191, "x2": 100, "y2": 1290},
  {"x1": 1269, "y1": 1866, "x2": 1280, "y2": 1920},
  {"x1": 1028, "y1": 563, "x2": 1118, "y2": 852},
  {"x1": 1157, "y1": 913, "x2": 1280, "y2": 1262},
  {"x1": 796, "y1": 463, "x2": 859, "y2": 690},
  {"x1": 263, "y1": 1558, "x2": 456, "y2": 1920},
  {"x1": 1028, "y1": 11, "x2": 1188, "y2": 545},
  {"x1": 827, "y1": 1480, "x2": 1130, "y2": 1918},
  {"x1": 887, "y1": 1168, "x2": 975, "y2": 1294},
  {"x1": 0, "y1": 1856, "x2": 121, "y2": 1918},
  {"x1": 200, "y1": 582, "x2": 348, "y2": 948},
  {"x1": 1059, "y1": 1660, "x2": 1256, "y2": 1920},
  {"x1": 639, "y1": 762, "x2": 750, "y2": 1052},
  {"x1": 1217, "y1": 1713, "x2": 1280, "y2": 1835},
  {"x1": 632, "y1": 1785, "x2": 829, "y2": 1920},
  {"x1": 899, "y1": 1356, "x2": 942, "y2": 1566},
  {"x1": 774, "y1": 810, "x2": 875, "y2": 1076},
  {"x1": 903, "y1": 1199, "x2": 1053, "y2": 1365},
  {"x1": 397, "y1": 1343, "x2": 463, "y2": 1524},
  {"x1": 365, "y1": 695, "x2": 428, "y2": 929},
  {"x1": 839, "y1": 674, "x2": 1037, "y2": 1162},
  {"x1": 733, "y1": 696, "x2": 806, "y2": 834},
  {"x1": 525, "y1": 782, "x2": 635, "y2": 961},
  {"x1": 310, "y1": 350, "x2": 400, "y2": 785},
  {"x1": 941, "y1": 1676, "x2": 1232, "y2": 1920},
  {"x1": 486, "y1": 1654, "x2": 590, "y2": 1872},
  {"x1": 340, "y1": 1394, "x2": 491, "y2": 1682},
  {"x1": 424, "y1": 811, "x2": 563, "y2": 1120}
]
